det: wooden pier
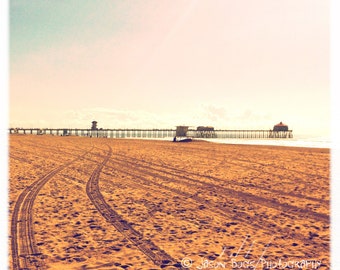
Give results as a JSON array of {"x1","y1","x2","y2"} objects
[{"x1": 9, "y1": 128, "x2": 293, "y2": 139}]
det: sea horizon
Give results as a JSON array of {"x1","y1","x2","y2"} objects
[
  {"x1": 117, "y1": 134, "x2": 331, "y2": 149},
  {"x1": 203, "y1": 134, "x2": 331, "y2": 149}
]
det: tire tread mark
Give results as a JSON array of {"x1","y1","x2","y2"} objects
[
  {"x1": 86, "y1": 145, "x2": 182, "y2": 269},
  {"x1": 113, "y1": 153, "x2": 328, "y2": 204},
  {"x1": 11, "y1": 147, "x2": 93, "y2": 270},
  {"x1": 101, "y1": 159, "x2": 328, "y2": 255},
  {"x1": 109, "y1": 155, "x2": 329, "y2": 223}
]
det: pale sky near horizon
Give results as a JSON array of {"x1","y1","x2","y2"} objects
[{"x1": 10, "y1": 0, "x2": 330, "y2": 137}]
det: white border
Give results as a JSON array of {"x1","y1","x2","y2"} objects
[
  {"x1": 0, "y1": 0, "x2": 9, "y2": 268},
  {"x1": 2, "y1": 1, "x2": 338, "y2": 269},
  {"x1": 331, "y1": 0, "x2": 340, "y2": 269}
]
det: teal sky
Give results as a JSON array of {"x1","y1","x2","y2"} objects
[
  {"x1": 9, "y1": 0, "x2": 330, "y2": 137},
  {"x1": 10, "y1": 1, "x2": 128, "y2": 60}
]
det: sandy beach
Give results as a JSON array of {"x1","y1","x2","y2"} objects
[{"x1": 8, "y1": 135, "x2": 330, "y2": 269}]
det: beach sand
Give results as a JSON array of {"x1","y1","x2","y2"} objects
[{"x1": 8, "y1": 135, "x2": 330, "y2": 269}]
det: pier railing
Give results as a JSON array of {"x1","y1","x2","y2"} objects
[{"x1": 8, "y1": 128, "x2": 293, "y2": 139}]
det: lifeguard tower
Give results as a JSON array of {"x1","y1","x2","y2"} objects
[{"x1": 173, "y1": 126, "x2": 192, "y2": 142}]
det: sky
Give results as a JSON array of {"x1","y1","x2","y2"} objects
[{"x1": 9, "y1": 0, "x2": 330, "y2": 137}]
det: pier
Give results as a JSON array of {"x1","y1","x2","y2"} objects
[{"x1": 8, "y1": 128, "x2": 293, "y2": 139}]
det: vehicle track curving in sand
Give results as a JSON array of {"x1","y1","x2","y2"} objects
[
  {"x1": 104, "y1": 154, "x2": 329, "y2": 223},
  {"x1": 10, "y1": 147, "x2": 93, "y2": 270},
  {"x1": 85, "y1": 144, "x2": 183, "y2": 269},
  {"x1": 98, "y1": 157, "x2": 328, "y2": 255}
]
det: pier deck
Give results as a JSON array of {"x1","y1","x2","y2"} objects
[{"x1": 9, "y1": 128, "x2": 293, "y2": 139}]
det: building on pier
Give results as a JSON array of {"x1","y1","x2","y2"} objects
[
  {"x1": 195, "y1": 126, "x2": 217, "y2": 138},
  {"x1": 273, "y1": 122, "x2": 289, "y2": 131},
  {"x1": 269, "y1": 122, "x2": 292, "y2": 138},
  {"x1": 91, "y1": 121, "x2": 98, "y2": 130}
]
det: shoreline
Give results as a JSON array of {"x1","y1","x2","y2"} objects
[{"x1": 9, "y1": 133, "x2": 331, "y2": 150}]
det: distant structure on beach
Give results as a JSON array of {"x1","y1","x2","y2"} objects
[
  {"x1": 173, "y1": 126, "x2": 192, "y2": 142},
  {"x1": 91, "y1": 121, "x2": 98, "y2": 130},
  {"x1": 175, "y1": 126, "x2": 189, "y2": 137}
]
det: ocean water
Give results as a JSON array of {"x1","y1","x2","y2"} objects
[
  {"x1": 201, "y1": 135, "x2": 331, "y2": 149},
  {"x1": 136, "y1": 135, "x2": 331, "y2": 148}
]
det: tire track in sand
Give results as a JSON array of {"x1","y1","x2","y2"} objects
[
  {"x1": 113, "y1": 152, "x2": 328, "y2": 205},
  {"x1": 96, "y1": 157, "x2": 328, "y2": 260},
  {"x1": 86, "y1": 144, "x2": 184, "y2": 269},
  {"x1": 11, "y1": 147, "x2": 93, "y2": 270},
  {"x1": 106, "y1": 155, "x2": 329, "y2": 223},
  {"x1": 101, "y1": 158, "x2": 329, "y2": 255}
]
